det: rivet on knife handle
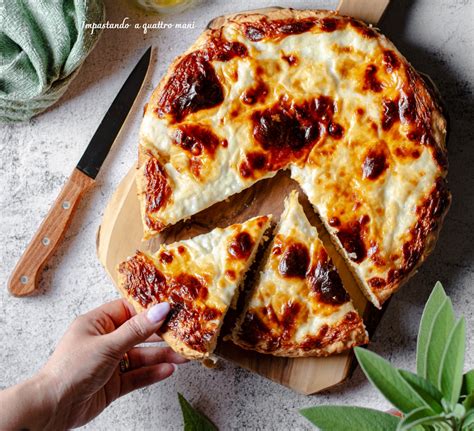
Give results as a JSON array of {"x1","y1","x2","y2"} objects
[{"x1": 8, "y1": 169, "x2": 95, "y2": 297}]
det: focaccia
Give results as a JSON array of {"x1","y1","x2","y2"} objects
[
  {"x1": 231, "y1": 192, "x2": 368, "y2": 357},
  {"x1": 117, "y1": 215, "x2": 271, "y2": 362},
  {"x1": 137, "y1": 8, "x2": 449, "y2": 308}
]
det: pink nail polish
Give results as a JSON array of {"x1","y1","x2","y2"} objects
[{"x1": 147, "y1": 302, "x2": 170, "y2": 324}]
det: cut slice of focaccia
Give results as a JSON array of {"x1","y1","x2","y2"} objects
[
  {"x1": 231, "y1": 192, "x2": 368, "y2": 357},
  {"x1": 117, "y1": 215, "x2": 272, "y2": 363}
]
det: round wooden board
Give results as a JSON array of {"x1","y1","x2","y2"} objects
[{"x1": 96, "y1": 1, "x2": 392, "y2": 394}]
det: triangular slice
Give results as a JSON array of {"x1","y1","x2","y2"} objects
[
  {"x1": 117, "y1": 215, "x2": 271, "y2": 363},
  {"x1": 231, "y1": 192, "x2": 368, "y2": 357}
]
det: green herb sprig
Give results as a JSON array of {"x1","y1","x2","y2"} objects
[
  {"x1": 178, "y1": 392, "x2": 218, "y2": 431},
  {"x1": 300, "y1": 282, "x2": 474, "y2": 430}
]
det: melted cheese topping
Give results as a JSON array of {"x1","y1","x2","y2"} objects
[
  {"x1": 139, "y1": 10, "x2": 448, "y2": 307},
  {"x1": 118, "y1": 215, "x2": 271, "y2": 357},
  {"x1": 232, "y1": 192, "x2": 367, "y2": 356}
]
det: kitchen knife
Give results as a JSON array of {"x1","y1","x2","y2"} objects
[{"x1": 8, "y1": 47, "x2": 152, "y2": 297}]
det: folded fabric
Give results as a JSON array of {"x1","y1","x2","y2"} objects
[{"x1": 0, "y1": 0, "x2": 105, "y2": 122}]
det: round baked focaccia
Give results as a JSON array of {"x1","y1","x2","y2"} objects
[
  {"x1": 231, "y1": 192, "x2": 368, "y2": 357},
  {"x1": 117, "y1": 215, "x2": 271, "y2": 362},
  {"x1": 137, "y1": 8, "x2": 449, "y2": 308}
]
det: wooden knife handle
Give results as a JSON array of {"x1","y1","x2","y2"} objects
[
  {"x1": 337, "y1": 0, "x2": 390, "y2": 24},
  {"x1": 8, "y1": 169, "x2": 95, "y2": 297}
]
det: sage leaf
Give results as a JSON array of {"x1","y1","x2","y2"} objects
[
  {"x1": 397, "y1": 406, "x2": 446, "y2": 431},
  {"x1": 178, "y1": 393, "x2": 218, "y2": 431},
  {"x1": 355, "y1": 348, "x2": 431, "y2": 414},
  {"x1": 464, "y1": 393, "x2": 474, "y2": 411},
  {"x1": 425, "y1": 298, "x2": 455, "y2": 387},
  {"x1": 462, "y1": 409, "x2": 474, "y2": 429},
  {"x1": 300, "y1": 406, "x2": 399, "y2": 431},
  {"x1": 438, "y1": 317, "x2": 466, "y2": 405},
  {"x1": 417, "y1": 282, "x2": 448, "y2": 379},
  {"x1": 462, "y1": 370, "x2": 474, "y2": 396},
  {"x1": 399, "y1": 369, "x2": 444, "y2": 413}
]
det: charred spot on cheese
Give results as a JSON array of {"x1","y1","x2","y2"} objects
[
  {"x1": 248, "y1": 96, "x2": 337, "y2": 174},
  {"x1": 362, "y1": 150, "x2": 388, "y2": 180},
  {"x1": 244, "y1": 18, "x2": 316, "y2": 41},
  {"x1": 239, "y1": 152, "x2": 267, "y2": 178},
  {"x1": 336, "y1": 220, "x2": 367, "y2": 263},
  {"x1": 205, "y1": 34, "x2": 248, "y2": 61},
  {"x1": 145, "y1": 215, "x2": 165, "y2": 232},
  {"x1": 382, "y1": 99, "x2": 400, "y2": 131},
  {"x1": 237, "y1": 309, "x2": 277, "y2": 349},
  {"x1": 328, "y1": 122, "x2": 344, "y2": 139},
  {"x1": 241, "y1": 81, "x2": 269, "y2": 105},
  {"x1": 280, "y1": 302, "x2": 301, "y2": 337},
  {"x1": 383, "y1": 50, "x2": 400, "y2": 73},
  {"x1": 225, "y1": 269, "x2": 236, "y2": 280},
  {"x1": 228, "y1": 231, "x2": 254, "y2": 260},
  {"x1": 278, "y1": 243, "x2": 310, "y2": 279},
  {"x1": 368, "y1": 277, "x2": 386, "y2": 289},
  {"x1": 399, "y1": 91, "x2": 417, "y2": 124},
  {"x1": 154, "y1": 32, "x2": 248, "y2": 122},
  {"x1": 281, "y1": 53, "x2": 298, "y2": 66},
  {"x1": 119, "y1": 253, "x2": 167, "y2": 307},
  {"x1": 363, "y1": 65, "x2": 383, "y2": 92},
  {"x1": 170, "y1": 273, "x2": 208, "y2": 301},
  {"x1": 173, "y1": 124, "x2": 223, "y2": 178},
  {"x1": 156, "y1": 54, "x2": 223, "y2": 122},
  {"x1": 320, "y1": 17, "x2": 340, "y2": 32},
  {"x1": 159, "y1": 251, "x2": 173, "y2": 264},
  {"x1": 173, "y1": 124, "x2": 220, "y2": 157},
  {"x1": 348, "y1": 18, "x2": 377, "y2": 38},
  {"x1": 145, "y1": 157, "x2": 171, "y2": 215},
  {"x1": 307, "y1": 249, "x2": 349, "y2": 305},
  {"x1": 329, "y1": 216, "x2": 341, "y2": 227}
]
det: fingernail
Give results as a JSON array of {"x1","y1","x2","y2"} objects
[
  {"x1": 147, "y1": 302, "x2": 170, "y2": 324},
  {"x1": 171, "y1": 363, "x2": 178, "y2": 373}
]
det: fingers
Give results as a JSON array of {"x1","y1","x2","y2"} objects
[
  {"x1": 128, "y1": 346, "x2": 188, "y2": 370},
  {"x1": 144, "y1": 333, "x2": 163, "y2": 343},
  {"x1": 120, "y1": 363, "x2": 176, "y2": 397},
  {"x1": 105, "y1": 302, "x2": 170, "y2": 354},
  {"x1": 91, "y1": 299, "x2": 137, "y2": 328}
]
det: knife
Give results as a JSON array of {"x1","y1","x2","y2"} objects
[{"x1": 8, "y1": 47, "x2": 152, "y2": 297}]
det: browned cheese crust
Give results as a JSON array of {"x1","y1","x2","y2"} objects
[{"x1": 137, "y1": 8, "x2": 449, "y2": 308}]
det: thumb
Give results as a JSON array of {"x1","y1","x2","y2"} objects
[{"x1": 107, "y1": 302, "x2": 170, "y2": 353}]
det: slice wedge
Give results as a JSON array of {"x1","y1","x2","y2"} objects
[
  {"x1": 117, "y1": 215, "x2": 272, "y2": 363},
  {"x1": 231, "y1": 192, "x2": 368, "y2": 357}
]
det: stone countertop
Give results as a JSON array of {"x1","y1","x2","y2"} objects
[{"x1": 0, "y1": 0, "x2": 473, "y2": 429}]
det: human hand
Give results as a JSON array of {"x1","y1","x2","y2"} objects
[{"x1": 0, "y1": 299, "x2": 187, "y2": 430}]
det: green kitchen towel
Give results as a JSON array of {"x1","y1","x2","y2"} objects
[{"x1": 0, "y1": 0, "x2": 105, "y2": 122}]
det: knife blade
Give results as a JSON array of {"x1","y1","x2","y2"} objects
[{"x1": 8, "y1": 47, "x2": 152, "y2": 297}]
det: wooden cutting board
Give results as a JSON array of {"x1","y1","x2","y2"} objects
[{"x1": 96, "y1": 1, "x2": 390, "y2": 394}]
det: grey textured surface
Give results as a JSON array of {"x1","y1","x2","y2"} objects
[{"x1": 0, "y1": 0, "x2": 473, "y2": 430}]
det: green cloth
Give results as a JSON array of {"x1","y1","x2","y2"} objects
[{"x1": 0, "y1": 0, "x2": 105, "y2": 122}]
